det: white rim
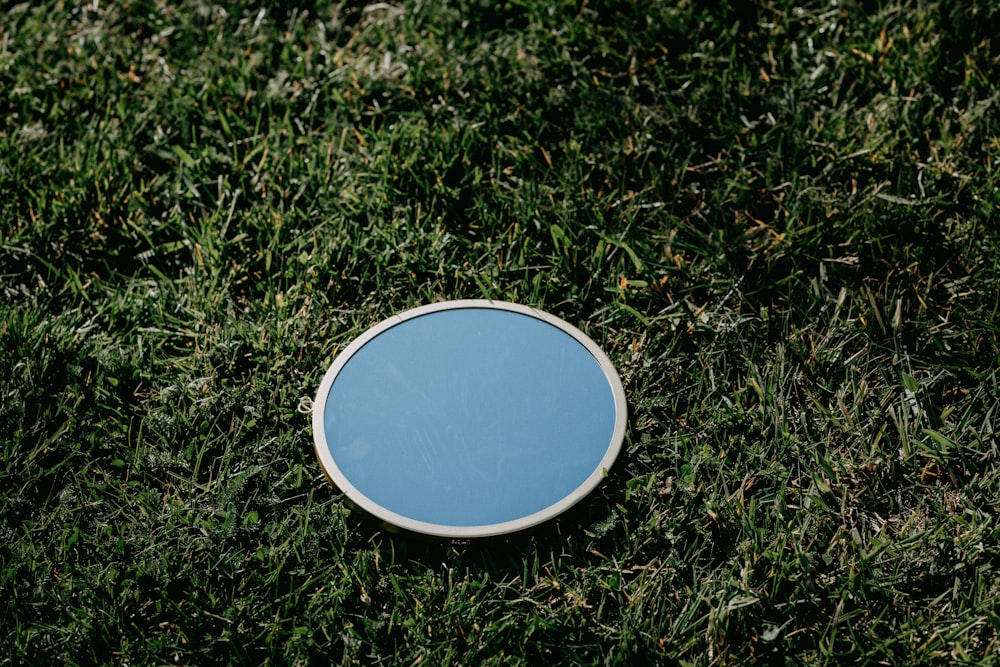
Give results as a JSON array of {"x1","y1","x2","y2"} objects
[{"x1": 311, "y1": 299, "x2": 628, "y2": 538}]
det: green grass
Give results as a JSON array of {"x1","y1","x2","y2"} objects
[{"x1": 2, "y1": 0, "x2": 1000, "y2": 664}]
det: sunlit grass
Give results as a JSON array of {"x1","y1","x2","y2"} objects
[{"x1": 3, "y1": 0, "x2": 999, "y2": 664}]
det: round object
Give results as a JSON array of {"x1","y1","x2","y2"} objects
[{"x1": 312, "y1": 300, "x2": 627, "y2": 538}]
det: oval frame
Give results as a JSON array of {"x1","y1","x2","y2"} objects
[{"x1": 312, "y1": 299, "x2": 627, "y2": 538}]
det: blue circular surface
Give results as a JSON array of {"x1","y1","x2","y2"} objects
[{"x1": 312, "y1": 301, "x2": 627, "y2": 537}]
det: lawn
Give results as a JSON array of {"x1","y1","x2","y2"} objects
[{"x1": 2, "y1": 0, "x2": 1000, "y2": 664}]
